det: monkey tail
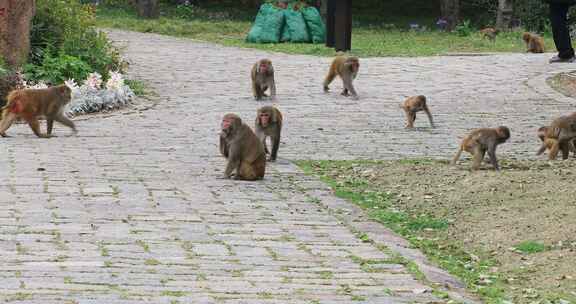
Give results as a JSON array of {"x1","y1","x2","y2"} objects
[
  {"x1": 4, "y1": 91, "x2": 23, "y2": 114},
  {"x1": 451, "y1": 148, "x2": 463, "y2": 165}
]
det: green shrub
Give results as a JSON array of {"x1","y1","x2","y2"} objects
[
  {"x1": 29, "y1": 0, "x2": 123, "y2": 83},
  {"x1": 24, "y1": 53, "x2": 92, "y2": 85},
  {"x1": 454, "y1": 20, "x2": 473, "y2": 37}
]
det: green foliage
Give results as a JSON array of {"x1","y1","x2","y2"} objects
[
  {"x1": 514, "y1": 241, "x2": 548, "y2": 254},
  {"x1": 29, "y1": 0, "x2": 123, "y2": 83},
  {"x1": 24, "y1": 53, "x2": 91, "y2": 85},
  {"x1": 513, "y1": 0, "x2": 550, "y2": 32},
  {"x1": 174, "y1": 3, "x2": 197, "y2": 19},
  {"x1": 96, "y1": 5, "x2": 550, "y2": 57},
  {"x1": 0, "y1": 58, "x2": 7, "y2": 76},
  {"x1": 125, "y1": 79, "x2": 147, "y2": 96},
  {"x1": 454, "y1": 20, "x2": 474, "y2": 37}
]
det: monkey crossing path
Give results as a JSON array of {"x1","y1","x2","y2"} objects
[{"x1": 1, "y1": 29, "x2": 573, "y2": 303}]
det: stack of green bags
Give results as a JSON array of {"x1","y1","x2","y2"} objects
[{"x1": 246, "y1": 2, "x2": 326, "y2": 44}]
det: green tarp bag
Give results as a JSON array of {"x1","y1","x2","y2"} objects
[
  {"x1": 280, "y1": 20, "x2": 291, "y2": 42},
  {"x1": 246, "y1": 3, "x2": 285, "y2": 43},
  {"x1": 284, "y1": 7, "x2": 310, "y2": 43},
  {"x1": 301, "y1": 6, "x2": 326, "y2": 43}
]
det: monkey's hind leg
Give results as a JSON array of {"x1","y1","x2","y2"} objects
[
  {"x1": 451, "y1": 147, "x2": 463, "y2": 165},
  {"x1": 237, "y1": 156, "x2": 265, "y2": 181},
  {"x1": 471, "y1": 147, "x2": 486, "y2": 171},
  {"x1": 0, "y1": 112, "x2": 17, "y2": 137},
  {"x1": 47, "y1": 119, "x2": 54, "y2": 135},
  {"x1": 26, "y1": 118, "x2": 50, "y2": 138},
  {"x1": 323, "y1": 71, "x2": 336, "y2": 92}
]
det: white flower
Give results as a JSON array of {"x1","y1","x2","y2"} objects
[
  {"x1": 65, "y1": 79, "x2": 80, "y2": 91},
  {"x1": 106, "y1": 71, "x2": 124, "y2": 92},
  {"x1": 84, "y1": 72, "x2": 103, "y2": 90},
  {"x1": 28, "y1": 81, "x2": 48, "y2": 89}
]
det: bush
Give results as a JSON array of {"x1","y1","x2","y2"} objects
[
  {"x1": 24, "y1": 53, "x2": 92, "y2": 85},
  {"x1": 28, "y1": 0, "x2": 124, "y2": 84},
  {"x1": 454, "y1": 20, "x2": 473, "y2": 37},
  {"x1": 513, "y1": 0, "x2": 549, "y2": 32}
]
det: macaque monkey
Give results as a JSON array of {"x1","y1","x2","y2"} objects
[
  {"x1": 536, "y1": 126, "x2": 575, "y2": 159},
  {"x1": 480, "y1": 27, "x2": 499, "y2": 42},
  {"x1": 451, "y1": 126, "x2": 511, "y2": 171},
  {"x1": 401, "y1": 95, "x2": 434, "y2": 128},
  {"x1": 323, "y1": 55, "x2": 359, "y2": 100},
  {"x1": 220, "y1": 113, "x2": 266, "y2": 180},
  {"x1": 0, "y1": 84, "x2": 76, "y2": 138},
  {"x1": 255, "y1": 106, "x2": 283, "y2": 162},
  {"x1": 251, "y1": 59, "x2": 277, "y2": 101},
  {"x1": 522, "y1": 32, "x2": 545, "y2": 53},
  {"x1": 538, "y1": 113, "x2": 576, "y2": 160}
]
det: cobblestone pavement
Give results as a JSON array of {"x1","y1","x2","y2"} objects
[{"x1": 1, "y1": 30, "x2": 575, "y2": 303}]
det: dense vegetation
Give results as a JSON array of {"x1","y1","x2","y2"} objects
[{"x1": 26, "y1": 0, "x2": 125, "y2": 84}]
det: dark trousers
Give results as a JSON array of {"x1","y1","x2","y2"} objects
[{"x1": 550, "y1": 3, "x2": 575, "y2": 58}]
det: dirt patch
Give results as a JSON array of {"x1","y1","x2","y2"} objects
[
  {"x1": 547, "y1": 71, "x2": 576, "y2": 98},
  {"x1": 308, "y1": 159, "x2": 576, "y2": 303}
]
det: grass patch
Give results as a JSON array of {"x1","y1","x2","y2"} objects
[
  {"x1": 95, "y1": 5, "x2": 554, "y2": 57},
  {"x1": 297, "y1": 160, "x2": 506, "y2": 302},
  {"x1": 125, "y1": 79, "x2": 147, "y2": 96},
  {"x1": 161, "y1": 290, "x2": 187, "y2": 297},
  {"x1": 514, "y1": 241, "x2": 548, "y2": 254},
  {"x1": 144, "y1": 258, "x2": 161, "y2": 266}
]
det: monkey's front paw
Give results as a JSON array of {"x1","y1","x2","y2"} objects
[{"x1": 351, "y1": 96, "x2": 359, "y2": 100}]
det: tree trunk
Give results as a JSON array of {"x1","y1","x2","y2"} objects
[
  {"x1": 135, "y1": 0, "x2": 159, "y2": 19},
  {"x1": 440, "y1": 0, "x2": 460, "y2": 31},
  {"x1": 496, "y1": 0, "x2": 514, "y2": 29},
  {"x1": 0, "y1": 0, "x2": 35, "y2": 68}
]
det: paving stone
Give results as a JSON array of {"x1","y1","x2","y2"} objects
[{"x1": 10, "y1": 29, "x2": 574, "y2": 303}]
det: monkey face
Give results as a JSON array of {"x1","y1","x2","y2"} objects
[
  {"x1": 537, "y1": 127, "x2": 549, "y2": 142},
  {"x1": 258, "y1": 112, "x2": 271, "y2": 127},
  {"x1": 258, "y1": 60, "x2": 272, "y2": 74},
  {"x1": 497, "y1": 126, "x2": 511, "y2": 142},
  {"x1": 221, "y1": 114, "x2": 241, "y2": 134},
  {"x1": 347, "y1": 58, "x2": 359, "y2": 71}
]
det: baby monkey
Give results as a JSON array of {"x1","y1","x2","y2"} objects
[
  {"x1": 400, "y1": 95, "x2": 434, "y2": 128},
  {"x1": 255, "y1": 106, "x2": 283, "y2": 162},
  {"x1": 522, "y1": 32, "x2": 545, "y2": 53},
  {"x1": 323, "y1": 55, "x2": 360, "y2": 100},
  {"x1": 452, "y1": 126, "x2": 510, "y2": 171}
]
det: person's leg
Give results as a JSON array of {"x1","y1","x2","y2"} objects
[{"x1": 550, "y1": 3, "x2": 575, "y2": 59}]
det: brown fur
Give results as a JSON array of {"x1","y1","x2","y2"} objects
[
  {"x1": 536, "y1": 126, "x2": 575, "y2": 159},
  {"x1": 522, "y1": 32, "x2": 545, "y2": 53},
  {"x1": 220, "y1": 113, "x2": 266, "y2": 180},
  {"x1": 539, "y1": 113, "x2": 576, "y2": 160},
  {"x1": 480, "y1": 27, "x2": 499, "y2": 42},
  {"x1": 255, "y1": 106, "x2": 283, "y2": 162},
  {"x1": 251, "y1": 59, "x2": 276, "y2": 101},
  {"x1": 400, "y1": 95, "x2": 434, "y2": 128},
  {"x1": 451, "y1": 126, "x2": 511, "y2": 171},
  {"x1": 0, "y1": 85, "x2": 76, "y2": 138},
  {"x1": 323, "y1": 55, "x2": 360, "y2": 99}
]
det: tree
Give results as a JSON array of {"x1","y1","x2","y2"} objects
[
  {"x1": 0, "y1": 0, "x2": 35, "y2": 67},
  {"x1": 440, "y1": 0, "x2": 460, "y2": 30},
  {"x1": 135, "y1": 0, "x2": 159, "y2": 18},
  {"x1": 496, "y1": 0, "x2": 513, "y2": 29}
]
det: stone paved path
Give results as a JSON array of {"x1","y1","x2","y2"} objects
[{"x1": 1, "y1": 30, "x2": 575, "y2": 303}]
